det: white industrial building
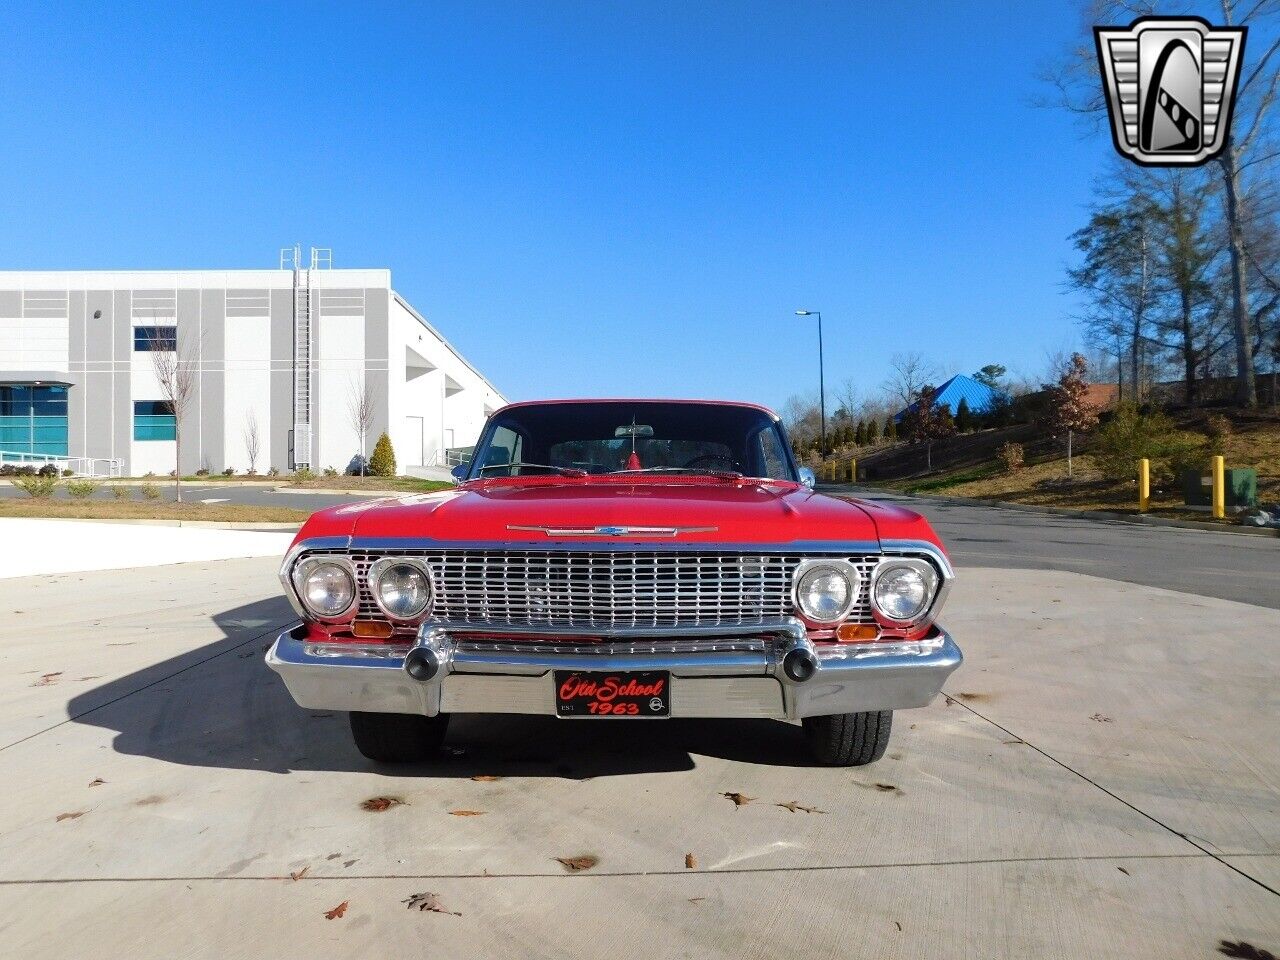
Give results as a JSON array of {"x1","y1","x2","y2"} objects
[{"x1": 0, "y1": 250, "x2": 505, "y2": 477}]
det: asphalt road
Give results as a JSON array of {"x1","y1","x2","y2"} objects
[{"x1": 828, "y1": 485, "x2": 1279, "y2": 610}]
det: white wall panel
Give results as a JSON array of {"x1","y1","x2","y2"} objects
[{"x1": 316, "y1": 313, "x2": 366, "y2": 472}]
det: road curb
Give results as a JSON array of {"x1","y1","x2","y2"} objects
[
  {"x1": 820, "y1": 484, "x2": 1280, "y2": 539},
  {"x1": 0, "y1": 516, "x2": 301, "y2": 531}
]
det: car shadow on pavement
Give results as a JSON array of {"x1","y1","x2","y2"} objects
[{"x1": 67, "y1": 597, "x2": 818, "y2": 778}]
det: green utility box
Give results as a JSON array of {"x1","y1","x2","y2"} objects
[{"x1": 1181, "y1": 467, "x2": 1257, "y2": 508}]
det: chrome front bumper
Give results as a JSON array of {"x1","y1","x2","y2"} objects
[{"x1": 266, "y1": 618, "x2": 962, "y2": 721}]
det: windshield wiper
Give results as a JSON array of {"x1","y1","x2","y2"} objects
[
  {"x1": 477, "y1": 462, "x2": 587, "y2": 477},
  {"x1": 609, "y1": 467, "x2": 744, "y2": 480}
]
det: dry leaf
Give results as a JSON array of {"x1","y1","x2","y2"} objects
[
  {"x1": 361, "y1": 796, "x2": 404, "y2": 812},
  {"x1": 470, "y1": 775, "x2": 501, "y2": 782},
  {"x1": 324, "y1": 900, "x2": 349, "y2": 920},
  {"x1": 721, "y1": 791, "x2": 754, "y2": 808},
  {"x1": 873, "y1": 783, "x2": 899, "y2": 793},
  {"x1": 1090, "y1": 713, "x2": 1113, "y2": 723},
  {"x1": 775, "y1": 801, "x2": 827, "y2": 814},
  {"x1": 688, "y1": 897, "x2": 706, "y2": 903},
  {"x1": 1117, "y1": 866, "x2": 1130, "y2": 875},
  {"x1": 555, "y1": 855, "x2": 598, "y2": 872},
  {"x1": 290, "y1": 867, "x2": 309, "y2": 881},
  {"x1": 403, "y1": 891, "x2": 461, "y2": 916},
  {"x1": 88, "y1": 778, "x2": 106, "y2": 788},
  {"x1": 55, "y1": 811, "x2": 85, "y2": 822},
  {"x1": 326, "y1": 853, "x2": 341, "y2": 861},
  {"x1": 684, "y1": 852, "x2": 697, "y2": 870},
  {"x1": 448, "y1": 809, "x2": 486, "y2": 817},
  {"x1": 33, "y1": 672, "x2": 63, "y2": 687}
]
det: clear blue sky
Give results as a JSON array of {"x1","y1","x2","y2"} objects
[{"x1": 0, "y1": 1, "x2": 1108, "y2": 411}]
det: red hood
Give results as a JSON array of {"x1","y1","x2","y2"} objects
[{"x1": 294, "y1": 479, "x2": 918, "y2": 547}]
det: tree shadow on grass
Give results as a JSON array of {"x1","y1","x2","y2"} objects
[{"x1": 68, "y1": 596, "x2": 816, "y2": 778}]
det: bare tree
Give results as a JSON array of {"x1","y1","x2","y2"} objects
[
  {"x1": 347, "y1": 375, "x2": 375, "y2": 476},
  {"x1": 149, "y1": 328, "x2": 199, "y2": 503},
  {"x1": 243, "y1": 411, "x2": 262, "y2": 475},
  {"x1": 883, "y1": 352, "x2": 938, "y2": 409}
]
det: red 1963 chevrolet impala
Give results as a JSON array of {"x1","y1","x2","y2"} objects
[{"x1": 267, "y1": 399, "x2": 961, "y2": 766}]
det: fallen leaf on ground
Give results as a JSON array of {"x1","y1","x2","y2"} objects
[
  {"x1": 872, "y1": 783, "x2": 899, "y2": 793},
  {"x1": 721, "y1": 792, "x2": 754, "y2": 808},
  {"x1": 688, "y1": 897, "x2": 706, "y2": 903},
  {"x1": 55, "y1": 811, "x2": 85, "y2": 822},
  {"x1": 88, "y1": 778, "x2": 106, "y2": 787},
  {"x1": 1090, "y1": 713, "x2": 1113, "y2": 723},
  {"x1": 324, "y1": 901, "x2": 349, "y2": 920},
  {"x1": 685, "y1": 852, "x2": 697, "y2": 869},
  {"x1": 894, "y1": 921, "x2": 902, "y2": 932},
  {"x1": 1117, "y1": 866, "x2": 1130, "y2": 875},
  {"x1": 555, "y1": 855, "x2": 598, "y2": 872},
  {"x1": 1218, "y1": 941, "x2": 1277, "y2": 960},
  {"x1": 775, "y1": 801, "x2": 827, "y2": 814},
  {"x1": 326, "y1": 853, "x2": 341, "y2": 861},
  {"x1": 470, "y1": 775, "x2": 501, "y2": 782},
  {"x1": 361, "y1": 796, "x2": 404, "y2": 812},
  {"x1": 290, "y1": 867, "x2": 309, "y2": 881},
  {"x1": 448, "y1": 809, "x2": 486, "y2": 817},
  {"x1": 403, "y1": 892, "x2": 461, "y2": 916},
  {"x1": 33, "y1": 672, "x2": 63, "y2": 687},
  {"x1": 343, "y1": 860, "x2": 358, "y2": 868}
]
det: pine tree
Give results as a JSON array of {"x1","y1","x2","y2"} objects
[
  {"x1": 955, "y1": 397, "x2": 974, "y2": 433},
  {"x1": 884, "y1": 417, "x2": 897, "y2": 442},
  {"x1": 369, "y1": 431, "x2": 397, "y2": 477},
  {"x1": 853, "y1": 421, "x2": 864, "y2": 446}
]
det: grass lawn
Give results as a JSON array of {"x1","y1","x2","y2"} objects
[
  {"x1": 866, "y1": 409, "x2": 1280, "y2": 526},
  {"x1": 117, "y1": 475, "x2": 455, "y2": 494},
  {"x1": 0, "y1": 499, "x2": 309, "y2": 524}
]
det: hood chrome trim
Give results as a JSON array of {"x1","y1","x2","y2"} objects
[{"x1": 506, "y1": 524, "x2": 718, "y2": 538}]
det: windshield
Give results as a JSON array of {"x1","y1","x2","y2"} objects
[{"x1": 466, "y1": 401, "x2": 798, "y2": 481}]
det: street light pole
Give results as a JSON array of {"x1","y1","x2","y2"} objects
[{"x1": 795, "y1": 310, "x2": 826, "y2": 455}]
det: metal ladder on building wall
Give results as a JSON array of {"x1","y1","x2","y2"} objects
[{"x1": 280, "y1": 245, "x2": 331, "y2": 469}]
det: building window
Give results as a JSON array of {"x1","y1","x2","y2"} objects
[
  {"x1": 0, "y1": 384, "x2": 69, "y2": 457},
  {"x1": 133, "y1": 326, "x2": 177, "y2": 351},
  {"x1": 134, "y1": 401, "x2": 176, "y2": 441}
]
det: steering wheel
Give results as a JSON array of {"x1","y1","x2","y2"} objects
[{"x1": 683, "y1": 453, "x2": 741, "y2": 472}]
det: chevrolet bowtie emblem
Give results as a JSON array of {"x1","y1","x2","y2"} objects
[
  {"x1": 508, "y1": 524, "x2": 718, "y2": 537},
  {"x1": 1095, "y1": 16, "x2": 1245, "y2": 167}
]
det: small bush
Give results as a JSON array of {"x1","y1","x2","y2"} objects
[
  {"x1": 143, "y1": 471, "x2": 156, "y2": 479},
  {"x1": 1204, "y1": 413, "x2": 1233, "y2": 452},
  {"x1": 998, "y1": 442, "x2": 1025, "y2": 473},
  {"x1": 14, "y1": 474, "x2": 59, "y2": 498},
  {"x1": 140, "y1": 482, "x2": 161, "y2": 500},
  {"x1": 323, "y1": 466, "x2": 339, "y2": 477},
  {"x1": 291, "y1": 467, "x2": 316, "y2": 484},
  {"x1": 110, "y1": 484, "x2": 129, "y2": 499},
  {"x1": 245, "y1": 468, "x2": 257, "y2": 476},
  {"x1": 222, "y1": 467, "x2": 235, "y2": 477},
  {"x1": 1092, "y1": 403, "x2": 1203, "y2": 480},
  {"x1": 195, "y1": 468, "x2": 210, "y2": 477},
  {"x1": 61, "y1": 468, "x2": 75, "y2": 477},
  {"x1": 369, "y1": 432, "x2": 397, "y2": 477},
  {"x1": 66, "y1": 479, "x2": 99, "y2": 499},
  {"x1": 37, "y1": 464, "x2": 59, "y2": 478},
  {"x1": 267, "y1": 467, "x2": 279, "y2": 477}
]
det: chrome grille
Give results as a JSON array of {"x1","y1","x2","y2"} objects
[{"x1": 331, "y1": 549, "x2": 879, "y2": 629}]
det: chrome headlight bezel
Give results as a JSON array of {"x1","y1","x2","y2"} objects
[
  {"x1": 791, "y1": 558, "x2": 861, "y2": 624},
  {"x1": 367, "y1": 556, "x2": 434, "y2": 622},
  {"x1": 869, "y1": 557, "x2": 940, "y2": 626},
  {"x1": 291, "y1": 555, "x2": 358, "y2": 621}
]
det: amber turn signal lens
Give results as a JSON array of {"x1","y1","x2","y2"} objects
[
  {"x1": 836, "y1": 623, "x2": 880, "y2": 643},
  {"x1": 352, "y1": 620, "x2": 394, "y2": 639}
]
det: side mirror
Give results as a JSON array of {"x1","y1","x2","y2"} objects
[
  {"x1": 450, "y1": 463, "x2": 469, "y2": 484},
  {"x1": 798, "y1": 467, "x2": 815, "y2": 489}
]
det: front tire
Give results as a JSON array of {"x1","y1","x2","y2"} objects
[
  {"x1": 348, "y1": 711, "x2": 450, "y2": 763},
  {"x1": 802, "y1": 711, "x2": 892, "y2": 766}
]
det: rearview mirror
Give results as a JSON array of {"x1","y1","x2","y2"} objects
[
  {"x1": 615, "y1": 424, "x2": 655, "y2": 438},
  {"x1": 450, "y1": 463, "x2": 469, "y2": 484},
  {"x1": 798, "y1": 467, "x2": 815, "y2": 489}
]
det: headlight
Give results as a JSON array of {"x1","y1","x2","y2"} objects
[
  {"x1": 871, "y1": 559, "x2": 939, "y2": 624},
  {"x1": 792, "y1": 559, "x2": 859, "y2": 623},
  {"x1": 293, "y1": 557, "x2": 356, "y2": 619},
  {"x1": 369, "y1": 557, "x2": 432, "y2": 620}
]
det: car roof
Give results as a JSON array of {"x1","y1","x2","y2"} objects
[{"x1": 491, "y1": 398, "x2": 781, "y2": 421}]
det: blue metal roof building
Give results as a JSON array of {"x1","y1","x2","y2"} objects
[{"x1": 894, "y1": 374, "x2": 1007, "y2": 422}]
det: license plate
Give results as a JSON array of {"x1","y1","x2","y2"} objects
[{"x1": 553, "y1": 670, "x2": 670, "y2": 717}]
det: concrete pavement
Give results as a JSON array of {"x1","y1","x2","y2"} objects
[{"x1": 0, "y1": 556, "x2": 1275, "y2": 958}]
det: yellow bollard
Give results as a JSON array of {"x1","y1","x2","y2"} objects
[
  {"x1": 849, "y1": 457, "x2": 857, "y2": 483},
  {"x1": 1211, "y1": 454, "x2": 1225, "y2": 520},
  {"x1": 1138, "y1": 458, "x2": 1150, "y2": 513}
]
